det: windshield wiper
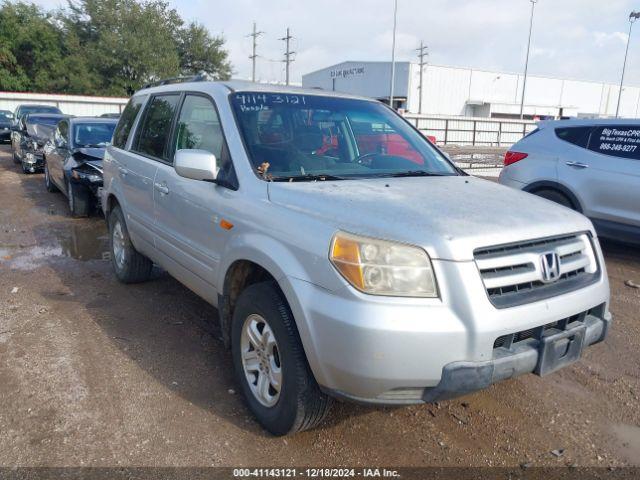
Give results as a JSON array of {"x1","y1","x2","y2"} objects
[
  {"x1": 380, "y1": 170, "x2": 451, "y2": 178},
  {"x1": 270, "y1": 173, "x2": 348, "y2": 182}
]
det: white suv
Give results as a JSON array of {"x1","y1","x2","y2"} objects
[
  {"x1": 499, "y1": 119, "x2": 640, "y2": 244},
  {"x1": 102, "y1": 79, "x2": 611, "y2": 435}
]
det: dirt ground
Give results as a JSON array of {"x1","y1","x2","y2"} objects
[{"x1": 1, "y1": 144, "x2": 639, "y2": 468}]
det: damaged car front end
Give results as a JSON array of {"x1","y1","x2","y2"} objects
[
  {"x1": 44, "y1": 117, "x2": 117, "y2": 217},
  {"x1": 67, "y1": 149, "x2": 105, "y2": 207},
  {"x1": 20, "y1": 113, "x2": 66, "y2": 174}
]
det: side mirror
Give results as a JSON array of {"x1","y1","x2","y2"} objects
[{"x1": 174, "y1": 149, "x2": 218, "y2": 182}]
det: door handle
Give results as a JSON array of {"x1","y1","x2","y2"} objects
[
  {"x1": 566, "y1": 161, "x2": 588, "y2": 169},
  {"x1": 118, "y1": 166, "x2": 128, "y2": 176},
  {"x1": 154, "y1": 182, "x2": 169, "y2": 195}
]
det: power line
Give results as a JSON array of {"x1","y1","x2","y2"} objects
[
  {"x1": 416, "y1": 41, "x2": 429, "y2": 114},
  {"x1": 247, "y1": 22, "x2": 264, "y2": 82},
  {"x1": 279, "y1": 27, "x2": 295, "y2": 86}
]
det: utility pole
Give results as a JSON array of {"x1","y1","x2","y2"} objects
[
  {"x1": 519, "y1": 0, "x2": 538, "y2": 120},
  {"x1": 389, "y1": 0, "x2": 398, "y2": 109},
  {"x1": 247, "y1": 22, "x2": 264, "y2": 83},
  {"x1": 616, "y1": 12, "x2": 640, "y2": 117},
  {"x1": 280, "y1": 28, "x2": 295, "y2": 86},
  {"x1": 416, "y1": 41, "x2": 428, "y2": 114}
]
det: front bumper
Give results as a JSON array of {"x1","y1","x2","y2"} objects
[
  {"x1": 70, "y1": 175, "x2": 103, "y2": 201},
  {"x1": 421, "y1": 310, "x2": 609, "y2": 403},
  {"x1": 282, "y1": 254, "x2": 611, "y2": 405},
  {"x1": 22, "y1": 150, "x2": 44, "y2": 170}
]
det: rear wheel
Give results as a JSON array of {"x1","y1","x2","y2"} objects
[
  {"x1": 44, "y1": 162, "x2": 58, "y2": 192},
  {"x1": 108, "y1": 205, "x2": 153, "y2": 283},
  {"x1": 231, "y1": 281, "x2": 332, "y2": 436},
  {"x1": 533, "y1": 189, "x2": 574, "y2": 210},
  {"x1": 67, "y1": 178, "x2": 90, "y2": 217}
]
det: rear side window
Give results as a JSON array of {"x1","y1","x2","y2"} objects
[
  {"x1": 134, "y1": 94, "x2": 181, "y2": 160},
  {"x1": 113, "y1": 96, "x2": 145, "y2": 149},
  {"x1": 555, "y1": 127, "x2": 592, "y2": 148},
  {"x1": 587, "y1": 126, "x2": 640, "y2": 160}
]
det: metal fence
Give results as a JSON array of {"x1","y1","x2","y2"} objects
[
  {"x1": 0, "y1": 91, "x2": 128, "y2": 117},
  {"x1": 404, "y1": 113, "x2": 538, "y2": 147}
]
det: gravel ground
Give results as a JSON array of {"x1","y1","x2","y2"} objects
[{"x1": 0, "y1": 145, "x2": 639, "y2": 468}]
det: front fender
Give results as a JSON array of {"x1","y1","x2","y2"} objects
[{"x1": 217, "y1": 231, "x2": 323, "y2": 289}]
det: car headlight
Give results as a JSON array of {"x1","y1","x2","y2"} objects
[
  {"x1": 72, "y1": 169, "x2": 102, "y2": 183},
  {"x1": 330, "y1": 232, "x2": 438, "y2": 297}
]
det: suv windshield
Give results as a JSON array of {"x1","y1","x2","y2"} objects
[
  {"x1": 73, "y1": 122, "x2": 116, "y2": 148},
  {"x1": 231, "y1": 92, "x2": 457, "y2": 181}
]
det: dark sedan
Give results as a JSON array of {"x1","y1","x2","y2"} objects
[
  {"x1": 11, "y1": 104, "x2": 62, "y2": 156},
  {"x1": 0, "y1": 110, "x2": 13, "y2": 143},
  {"x1": 44, "y1": 117, "x2": 117, "y2": 217},
  {"x1": 15, "y1": 113, "x2": 67, "y2": 173}
]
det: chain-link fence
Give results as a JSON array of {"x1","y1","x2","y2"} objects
[{"x1": 441, "y1": 147, "x2": 507, "y2": 178}]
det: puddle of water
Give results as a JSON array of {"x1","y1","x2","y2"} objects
[
  {"x1": 1, "y1": 222, "x2": 110, "y2": 271},
  {"x1": 57, "y1": 223, "x2": 110, "y2": 261},
  {"x1": 611, "y1": 424, "x2": 640, "y2": 464}
]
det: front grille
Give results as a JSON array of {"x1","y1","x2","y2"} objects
[
  {"x1": 493, "y1": 310, "x2": 591, "y2": 350},
  {"x1": 475, "y1": 233, "x2": 599, "y2": 308}
]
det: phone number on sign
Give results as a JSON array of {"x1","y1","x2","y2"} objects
[{"x1": 599, "y1": 142, "x2": 638, "y2": 153}]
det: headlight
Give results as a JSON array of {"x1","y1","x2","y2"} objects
[
  {"x1": 330, "y1": 232, "x2": 438, "y2": 297},
  {"x1": 72, "y1": 169, "x2": 102, "y2": 183}
]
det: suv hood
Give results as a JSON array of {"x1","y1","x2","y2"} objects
[{"x1": 267, "y1": 176, "x2": 594, "y2": 261}]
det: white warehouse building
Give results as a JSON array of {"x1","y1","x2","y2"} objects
[{"x1": 302, "y1": 61, "x2": 640, "y2": 119}]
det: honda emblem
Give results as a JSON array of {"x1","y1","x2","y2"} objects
[{"x1": 540, "y1": 252, "x2": 561, "y2": 284}]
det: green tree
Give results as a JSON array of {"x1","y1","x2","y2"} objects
[
  {"x1": 0, "y1": 0, "x2": 232, "y2": 96},
  {"x1": 0, "y1": 2, "x2": 61, "y2": 92},
  {"x1": 177, "y1": 22, "x2": 231, "y2": 79}
]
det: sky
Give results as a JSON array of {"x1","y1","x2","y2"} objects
[{"x1": 34, "y1": 0, "x2": 640, "y2": 86}]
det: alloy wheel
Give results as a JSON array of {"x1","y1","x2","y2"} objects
[
  {"x1": 112, "y1": 220, "x2": 126, "y2": 270},
  {"x1": 240, "y1": 313, "x2": 282, "y2": 407}
]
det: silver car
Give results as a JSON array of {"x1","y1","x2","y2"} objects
[
  {"x1": 101, "y1": 80, "x2": 611, "y2": 436},
  {"x1": 499, "y1": 119, "x2": 640, "y2": 244}
]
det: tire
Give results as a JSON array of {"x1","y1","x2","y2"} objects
[
  {"x1": 44, "y1": 162, "x2": 58, "y2": 192},
  {"x1": 533, "y1": 189, "x2": 575, "y2": 210},
  {"x1": 231, "y1": 281, "x2": 332, "y2": 436},
  {"x1": 12, "y1": 149, "x2": 20, "y2": 164},
  {"x1": 108, "y1": 205, "x2": 153, "y2": 283},
  {"x1": 21, "y1": 161, "x2": 30, "y2": 174},
  {"x1": 67, "y1": 178, "x2": 90, "y2": 217}
]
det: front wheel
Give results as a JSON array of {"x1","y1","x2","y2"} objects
[
  {"x1": 231, "y1": 281, "x2": 332, "y2": 436},
  {"x1": 108, "y1": 206, "x2": 153, "y2": 283}
]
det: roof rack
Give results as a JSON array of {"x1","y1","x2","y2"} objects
[{"x1": 141, "y1": 71, "x2": 216, "y2": 90}]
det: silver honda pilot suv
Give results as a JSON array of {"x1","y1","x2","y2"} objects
[{"x1": 101, "y1": 80, "x2": 611, "y2": 436}]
